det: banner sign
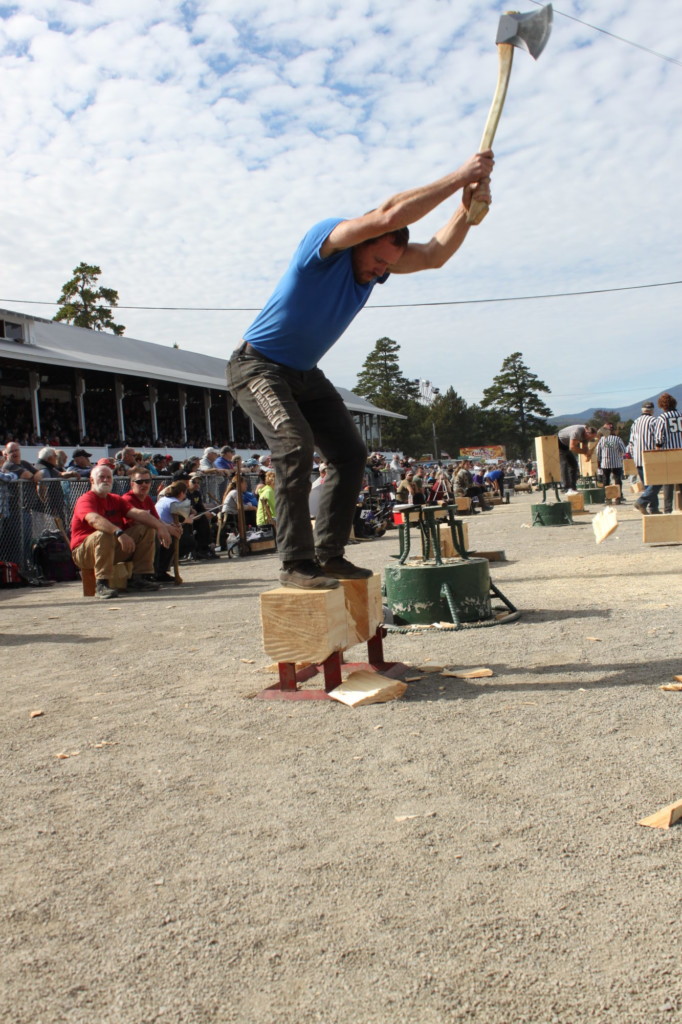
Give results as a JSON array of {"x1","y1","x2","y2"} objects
[{"x1": 459, "y1": 445, "x2": 506, "y2": 460}]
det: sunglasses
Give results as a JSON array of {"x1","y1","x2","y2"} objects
[{"x1": 133, "y1": 479, "x2": 152, "y2": 485}]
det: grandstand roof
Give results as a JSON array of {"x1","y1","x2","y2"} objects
[{"x1": 0, "y1": 307, "x2": 405, "y2": 420}]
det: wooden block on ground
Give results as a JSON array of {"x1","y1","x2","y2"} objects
[
  {"x1": 438, "y1": 522, "x2": 469, "y2": 557},
  {"x1": 604, "y1": 484, "x2": 621, "y2": 501},
  {"x1": 341, "y1": 574, "x2": 382, "y2": 645},
  {"x1": 638, "y1": 798, "x2": 682, "y2": 830},
  {"x1": 249, "y1": 539, "x2": 276, "y2": 553},
  {"x1": 643, "y1": 513, "x2": 682, "y2": 544},
  {"x1": 534, "y1": 435, "x2": 561, "y2": 485},
  {"x1": 470, "y1": 549, "x2": 506, "y2": 562},
  {"x1": 455, "y1": 497, "x2": 472, "y2": 512},
  {"x1": 630, "y1": 480, "x2": 644, "y2": 494},
  {"x1": 81, "y1": 567, "x2": 96, "y2": 597},
  {"x1": 260, "y1": 586, "x2": 348, "y2": 664},
  {"x1": 487, "y1": 495, "x2": 503, "y2": 505},
  {"x1": 565, "y1": 491, "x2": 585, "y2": 512},
  {"x1": 111, "y1": 562, "x2": 133, "y2": 590},
  {"x1": 328, "y1": 670, "x2": 407, "y2": 707}
]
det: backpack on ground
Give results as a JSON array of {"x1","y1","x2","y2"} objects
[{"x1": 32, "y1": 530, "x2": 80, "y2": 583}]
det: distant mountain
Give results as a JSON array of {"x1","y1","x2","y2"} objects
[{"x1": 549, "y1": 382, "x2": 682, "y2": 426}]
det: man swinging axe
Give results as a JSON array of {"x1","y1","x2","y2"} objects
[{"x1": 227, "y1": 7, "x2": 551, "y2": 592}]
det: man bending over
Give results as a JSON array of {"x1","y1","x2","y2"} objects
[{"x1": 227, "y1": 151, "x2": 494, "y2": 590}]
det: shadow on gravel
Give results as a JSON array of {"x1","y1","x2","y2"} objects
[
  {"x1": 403, "y1": 657, "x2": 682, "y2": 701},
  {"x1": 522, "y1": 609, "x2": 612, "y2": 622},
  {"x1": 0, "y1": 633, "x2": 103, "y2": 646}
]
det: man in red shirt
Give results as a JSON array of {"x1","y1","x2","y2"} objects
[{"x1": 70, "y1": 465, "x2": 169, "y2": 598}]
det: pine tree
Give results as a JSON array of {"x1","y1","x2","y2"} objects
[
  {"x1": 480, "y1": 352, "x2": 553, "y2": 456},
  {"x1": 355, "y1": 337, "x2": 420, "y2": 409},
  {"x1": 54, "y1": 262, "x2": 125, "y2": 335}
]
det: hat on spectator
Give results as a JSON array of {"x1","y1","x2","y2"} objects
[
  {"x1": 96, "y1": 457, "x2": 115, "y2": 467},
  {"x1": 203, "y1": 447, "x2": 220, "y2": 457},
  {"x1": 73, "y1": 448, "x2": 92, "y2": 458},
  {"x1": 258, "y1": 455, "x2": 271, "y2": 466},
  {"x1": 152, "y1": 454, "x2": 165, "y2": 462},
  {"x1": 641, "y1": 401, "x2": 654, "y2": 410}
]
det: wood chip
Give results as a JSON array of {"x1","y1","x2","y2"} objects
[
  {"x1": 660, "y1": 683, "x2": 682, "y2": 692},
  {"x1": 586, "y1": 637, "x2": 602, "y2": 642},
  {"x1": 29, "y1": 710, "x2": 44, "y2": 718},
  {"x1": 395, "y1": 814, "x2": 419, "y2": 822},
  {"x1": 55, "y1": 750, "x2": 80, "y2": 759},
  {"x1": 441, "y1": 668, "x2": 494, "y2": 679},
  {"x1": 240, "y1": 658, "x2": 255, "y2": 664},
  {"x1": 404, "y1": 675, "x2": 424, "y2": 682},
  {"x1": 638, "y1": 798, "x2": 682, "y2": 830},
  {"x1": 675, "y1": 675, "x2": 682, "y2": 683},
  {"x1": 328, "y1": 670, "x2": 407, "y2": 708}
]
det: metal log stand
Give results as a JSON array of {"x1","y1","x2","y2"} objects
[
  {"x1": 530, "y1": 482, "x2": 573, "y2": 526},
  {"x1": 384, "y1": 504, "x2": 516, "y2": 627}
]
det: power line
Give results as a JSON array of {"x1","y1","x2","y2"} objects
[
  {"x1": 528, "y1": 1, "x2": 682, "y2": 68},
  {"x1": 2, "y1": 278, "x2": 681, "y2": 314}
]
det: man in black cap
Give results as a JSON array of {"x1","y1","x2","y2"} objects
[
  {"x1": 66, "y1": 448, "x2": 94, "y2": 478},
  {"x1": 627, "y1": 401, "x2": 660, "y2": 515}
]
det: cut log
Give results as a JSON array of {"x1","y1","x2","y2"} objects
[
  {"x1": 604, "y1": 484, "x2": 621, "y2": 501},
  {"x1": 534, "y1": 435, "x2": 561, "y2": 486},
  {"x1": 643, "y1": 513, "x2": 682, "y2": 544},
  {"x1": 260, "y1": 586, "x2": 348, "y2": 664},
  {"x1": 638, "y1": 798, "x2": 682, "y2": 830},
  {"x1": 565, "y1": 491, "x2": 585, "y2": 513},
  {"x1": 341, "y1": 574, "x2": 383, "y2": 646},
  {"x1": 438, "y1": 522, "x2": 469, "y2": 557},
  {"x1": 328, "y1": 670, "x2": 408, "y2": 707},
  {"x1": 643, "y1": 449, "x2": 682, "y2": 486}
]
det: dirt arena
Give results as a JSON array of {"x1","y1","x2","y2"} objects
[{"x1": 2, "y1": 493, "x2": 682, "y2": 1024}]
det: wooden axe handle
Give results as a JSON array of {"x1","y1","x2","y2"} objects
[{"x1": 467, "y1": 43, "x2": 514, "y2": 226}]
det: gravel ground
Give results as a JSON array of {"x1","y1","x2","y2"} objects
[{"x1": 2, "y1": 493, "x2": 682, "y2": 1024}]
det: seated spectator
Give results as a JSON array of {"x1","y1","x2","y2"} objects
[
  {"x1": 187, "y1": 472, "x2": 219, "y2": 557},
  {"x1": 256, "y1": 470, "x2": 276, "y2": 527},
  {"x1": 223, "y1": 477, "x2": 258, "y2": 527},
  {"x1": 155, "y1": 480, "x2": 196, "y2": 580},
  {"x1": 70, "y1": 464, "x2": 162, "y2": 598}
]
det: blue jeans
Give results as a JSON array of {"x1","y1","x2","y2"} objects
[
  {"x1": 226, "y1": 345, "x2": 367, "y2": 564},
  {"x1": 636, "y1": 465, "x2": 660, "y2": 512}
]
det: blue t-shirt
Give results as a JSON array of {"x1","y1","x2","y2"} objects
[{"x1": 243, "y1": 218, "x2": 389, "y2": 371}]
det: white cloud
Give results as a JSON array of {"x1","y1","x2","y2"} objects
[{"x1": 1, "y1": 0, "x2": 681, "y2": 418}]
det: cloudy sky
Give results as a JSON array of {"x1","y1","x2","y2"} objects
[{"x1": 1, "y1": 0, "x2": 680, "y2": 415}]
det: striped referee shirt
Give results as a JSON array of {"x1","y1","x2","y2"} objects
[
  {"x1": 595, "y1": 434, "x2": 626, "y2": 468},
  {"x1": 655, "y1": 409, "x2": 682, "y2": 450},
  {"x1": 627, "y1": 413, "x2": 657, "y2": 465}
]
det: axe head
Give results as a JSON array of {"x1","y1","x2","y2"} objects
[{"x1": 496, "y1": 4, "x2": 553, "y2": 60}]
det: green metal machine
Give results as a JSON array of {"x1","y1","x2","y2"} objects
[{"x1": 384, "y1": 504, "x2": 516, "y2": 627}]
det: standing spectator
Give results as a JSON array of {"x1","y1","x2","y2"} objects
[
  {"x1": 628, "y1": 402, "x2": 660, "y2": 515},
  {"x1": 66, "y1": 448, "x2": 94, "y2": 478},
  {"x1": 187, "y1": 473, "x2": 219, "y2": 557},
  {"x1": 257, "y1": 471, "x2": 276, "y2": 527},
  {"x1": 654, "y1": 393, "x2": 682, "y2": 515},
  {"x1": 214, "y1": 446, "x2": 235, "y2": 472},
  {"x1": 199, "y1": 447, "x2": 229, "y2": 507},
  {"x1": 595, "y1": 429, "x2": 627, "y2": 500}
]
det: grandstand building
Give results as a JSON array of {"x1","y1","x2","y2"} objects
[{"x1": 0, "y1": 308, "x2": 404, "y2": 454}]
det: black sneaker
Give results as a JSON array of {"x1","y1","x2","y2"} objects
[
  {"x1": 321, "y1": 556, "x2": 373, "y2": 580},
  {"x1": 279, "y1": 560, "x2": 340, "y2": 590},
  {"x1": 128, "y1": 575, "x2": 160, "y2": 592},
  {"x1": 96, "y1": 579, "x2": 119, "y2": 600},
  {"x1": 154, "y1": 571, "x2": 175, "y2": 583}
]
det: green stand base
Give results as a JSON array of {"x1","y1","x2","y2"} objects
[
  {"x1": 384, "y1": 558, "x2": 492, "y2": 625},
  {"x1": 582, "y1": 487, "x2": 605, "y2": 505},
  {"x1": 531, "y1": 502, "x2": 573, "y2": 526}
]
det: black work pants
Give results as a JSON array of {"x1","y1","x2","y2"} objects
[
  {"x1": 226, "y1": 346, "x2": 367, "y2": 564},
  {"x1": 559, "y1": 444, "x2": 578, "y2": 489}
]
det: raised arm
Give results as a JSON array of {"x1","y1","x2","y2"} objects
[{"x1": 320, "y1": 151, "x2": 494, "y2": 257}]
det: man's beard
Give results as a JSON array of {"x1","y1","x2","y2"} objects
[{"x1": 92, "y1": 482, "x2": 112, "y2": 496}]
